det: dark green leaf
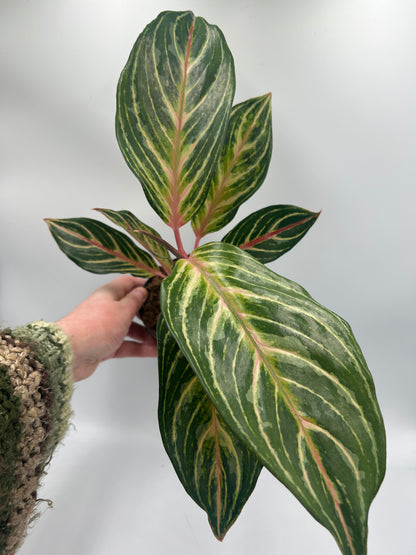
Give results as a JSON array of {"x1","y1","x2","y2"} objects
[
  {"x1": 95, "y1": 208, "x2": 173, "y2": 273},
  {"x1": 116, "y1": 10, "x2": 235, "y2": 227},
  {"x1": 192, "y1": 94, "x2": 272, "y2": 239},
  {"x1": 160, "y1": 242, "x2": 386, "y2": 555},
  {"x1": 157, "y1": 316, "x2": 262, "y2": 540},
  {"x1": 222, "y1": 205, "x2": 320, "y2": 263},
  {"x1": 45, "y1": 217, "x2": 161, "y2": 277}
]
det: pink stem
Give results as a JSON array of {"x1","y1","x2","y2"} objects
[
  {"x1": 193, "y1": 232, "x2": 202, "y2": 250},
  {"x1": 239, "y1": 214, "x2": 320, "y2": 250},
  {"x1": 174, "y1": 225, "x2": 188, "y2": 258}
]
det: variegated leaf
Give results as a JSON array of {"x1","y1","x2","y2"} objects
[
  {"x1": 116, "y1": 11, "x2": 235, "y2": 228},
  {"x1": 222, "y1": 205, "x2": 320, "y2": 263},
  {"x1": 192, "y1": 94, "x2": 272, "y2": 240},
  {"x1": 160, "y1": 242, "x2": 386, "y2": 555},
  {"x1": 95, "y1": 208, "x2": 173, "y2": 273},
  {"x1": 45, "y1": 218, "x2": 161, "y2": 277},
  {"x1": 157, "y1": 316, "x2": 262, "y2": 540}
]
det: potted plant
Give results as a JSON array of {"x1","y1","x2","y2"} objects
[{"x1": 46, "y1": 11, "x2": 386, "y2": 555}]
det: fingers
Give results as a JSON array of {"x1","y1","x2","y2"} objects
[
  {"x1": 119, "y1": 286, "x2": 149, "y2": 323},
  {"x1": 111, "y1": 323, "x2": 157, "y2": 359},
  {"x1": 99, "y1": 276, "x2": 150, "y2": 321},
  {"x1": 113, "y1": 340, "x2": 158, "y2": 359},
  {"x1": 99, "y1": 275, "x2": 148, "y2": 301},
  {"x1": 127, "y1": 322, "x2": 157, "y2": 344}
]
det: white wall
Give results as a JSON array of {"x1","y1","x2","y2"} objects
[{"x1": 1, "y1": 1, "x2": 415, "y2": 553}]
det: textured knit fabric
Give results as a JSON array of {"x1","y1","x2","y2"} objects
[{"x1": 0, "y1": 322, "x2": 73, "y2": 554}]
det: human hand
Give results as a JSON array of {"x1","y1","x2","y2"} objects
[{"x1": 57, "y1": 275, "x2": 158, "y2": 382}]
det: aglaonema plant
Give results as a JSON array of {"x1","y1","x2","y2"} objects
[{"x1": 46, "y1": 11, "x2": 386, "y2": 554}]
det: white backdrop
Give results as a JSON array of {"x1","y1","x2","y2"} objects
[{"x1": 1, "y1": 1, "x2": 415, "y2": 553}]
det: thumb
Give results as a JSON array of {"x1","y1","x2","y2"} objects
[{"x1": 121, "y1": 286, "x2": 148, "y2": 317}]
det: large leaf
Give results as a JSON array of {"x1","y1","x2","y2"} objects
[
  {"x1": 160, "y1": 242, "x2": 386, "y2": 555},
  {"x1": 157, "y1": 316, "x2": 262, "y2": 540},
  {"x1": 95, "y1": 208, "x2": 173, "y2": 274},
  {"x1": 222, "y1": 205, "x2": 320, "y2": 263},
  {"x1": 192, "y1": 94, "x2": 272, "y2": 239},
  {"x1": 45, "y1": 217, "x2": 161, "y2": 277},
  {"x1": 116, "y1": 11, "x2": 235, "y2": 228}
]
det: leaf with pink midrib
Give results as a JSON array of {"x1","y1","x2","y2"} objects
[
  {"x1": 161, "y1": 241, "x2": 386, "y2": 555},
  {"x1": 222, "y1": 204, "x2": 320, "y2": 263},
  {"x1": 116, "y1": 11, "x2": 235, "y2": 228},
  {"x1": 192, "y1": 94, "x2": 272, "y2": 239},
  {"x1": 157, "y1": 316, "x2": 262, "y2": 540},
  {"x1": 45, "y1": 217, "x2": 160, "y2": 277}
]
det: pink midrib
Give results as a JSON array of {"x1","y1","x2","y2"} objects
[
  {"x1": 190, "y1": 252, "x2": 355, "y2": 553},
  {"x1": 211, "y1": 406, "x2": 224, "y2": 540},
  {"x1": 195, "y1": 94, "x2": 272, "y2": 239},
  {"x1": 239, "y1": 214, "x2": 318, "y2": 250},
  {"x1": 52, "y1": 222, "x2": 162, "y2": 276},
  {"x1": 169, "y1": 18, "x2": 195, "y2": 231}
]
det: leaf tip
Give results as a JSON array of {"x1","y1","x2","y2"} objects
[
  {"x1": 210, "y1": 524, "x2": 226, "y2": 542},
  {"x1": 261, "y1": 91, "x2": 272, "y2": 105},
  {"x1": 93, "y1": 208, "x2": 109, "y2": 217},
  {"x1": 258, "y1": 91, "x2": 272, "y2": 105}
]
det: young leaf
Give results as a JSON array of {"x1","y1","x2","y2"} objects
[
  {"x1": 160, "y1": 242, "x2": 386, "y2": 555},
  {"x1": 116, "y1": 11, "x2": 235, "y2": 228},
  {"x1": 95, "y1": 208, "x2": 173, "y2": 273},
  {"x1": 157, "y1": 316, "x2": 262, "y2": 540},
  {"x1": 45, "y1": 218, "x2": 161, "y2": 277},
  {"x1": 222, "y1": 205, "x2": 320, "y2": 263},
  {"x1": 192, "y1": 94, "x2": 272, "y2": 240}
]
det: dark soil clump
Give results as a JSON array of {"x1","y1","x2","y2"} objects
[{"x1": 139, "y1": 275, "x2": 164, "y2": 337}]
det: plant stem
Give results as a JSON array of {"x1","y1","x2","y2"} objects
[
  {"x1": 193, "y1": 233, "x2": 202, "y2": 250},
  {"x1": 174, "y1": 225, "x2": 188, "y2": 258},
  {"x1": 134, "y1": 228, "x2": 186, "y2": 260}
]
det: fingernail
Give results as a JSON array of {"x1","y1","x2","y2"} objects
[{"x1": 134, "y1": 286, "x2": 148, "y2": 300}]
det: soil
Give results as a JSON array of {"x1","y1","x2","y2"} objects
[{"x1": 139, "y1": 275, "x2": 164, "y2": 337}]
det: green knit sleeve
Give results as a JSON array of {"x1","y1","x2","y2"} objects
[
  {"x1": 12, "y1": 322, "x2": 74, "y2": 455},
  {"x1": 0, "y1": 322, "x2": 74, "y2": 554}
]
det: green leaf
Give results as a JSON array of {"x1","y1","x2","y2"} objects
[
  {"x1": 116, "y1": 10, "x2": 235, "y2": 228},
  {"x1": 222, "y1": 205, "x2": 320, "y2": 263},
  {"x1": 192, "y1": 94, "x2": 272, "y2": 239},
  {"x1": 157, "y1": 316, "x2": 262, "y2": 540},
  {"x1": 45, "y1": 217, "x2": 160, "y2": 278},
  {"x1": 95, "y1": 208, "x2": 173, "y2": 273},
  {"x1": 160, "y1": 242, "x2": 386, "y2": 555}
]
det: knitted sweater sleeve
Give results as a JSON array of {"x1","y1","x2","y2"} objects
[{"x1": 0, "y1": 322, "x2": 73, "y2": 555}]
